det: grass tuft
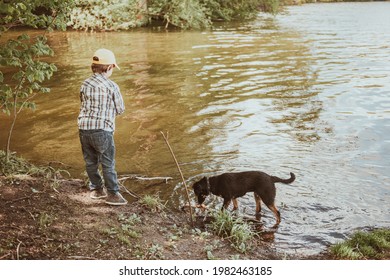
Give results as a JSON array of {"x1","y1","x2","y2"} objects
[
  {"x1": 0, "y1": 150, "x2": 69, "y2": 189},
  {"x1": 0, "y1": 150, "x2": 34, "y2": 176},
  {"x1": 209, "y1": 210, "x2": 256, "y2": 253},
  {"x1": 139, "y1": 194, "x2": 165, "y2": 212},
  {"x1": 331, "y1": 228, "x2": 390, "y2": 259}
]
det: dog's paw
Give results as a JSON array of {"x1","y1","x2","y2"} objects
[
  {"x1": 196, "y1": 204, "x2": 208, "y2": 211},
  {"x1": 182, "y1": 203, "x2": 208, "y2": 211}
]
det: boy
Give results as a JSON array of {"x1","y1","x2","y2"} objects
[{"x1": 78, "y1": 48, "x2": 127, "y2": 206}]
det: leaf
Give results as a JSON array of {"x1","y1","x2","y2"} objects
[
  {"x1": 206, "y1": 250, "x2": 215, "y2": 260},
  {"x1": 17, "y1": 34, "x2": 30, "y2": 41},
  {"x1": 12, "y1": 71, "x2": 26, "y2": 82},
  {"x1": 0, "y1": 84, "x2": 12, "y2": 96}
]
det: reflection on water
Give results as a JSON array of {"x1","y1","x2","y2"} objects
[{"x1": 1, "y1": 2, "x2": 389, "y2": 255}]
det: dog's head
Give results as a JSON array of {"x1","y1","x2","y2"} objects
[{"x1": 192, "y1": 177, "x2": 210, "y2": 205}]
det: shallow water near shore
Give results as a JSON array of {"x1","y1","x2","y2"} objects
[{"x1": 1, "y1": 2, "x2": 389, "y2": 255}]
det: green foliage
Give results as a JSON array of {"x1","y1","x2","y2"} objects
[
  {"x1": 67, "y1": 0, "x2": 147, "y2": 31},
  {"x1": 38, "y1": 212, "x2": 54, "y2": 229},
  {"x1": 1, "y1": 0, "x2": 279, "y2": 31},
  {"x1": 259, "y1": 0, "x2": 280, "y2": 14},
  {"x1": 331, "y1": 229, "x2": 390, "y2": 260},
  {"x1": 66, "y1": 0, "x2": 280, "y2": 30},
  {"x1": 148, "y1": 0, "x2": 279, "y2": 29},
  {"x1": 118, "y1": 213, "x2": 142, "y2": 227},
  {"x1": 139, "y1": 194, "x2": 165, "y2": 212},
  {"x1": 118, "y1": 213, "x2": 142, "y2": 239},
  {"x1": 201, "y1": 0, "x2": 279, "y2": 21},
  {"x1": 0, "y1": 150, "x2": 34, "y2": 176},
  {"x1": 0, "y1": 34, "x2": 56, "y2": 115},
  {"x1": 0, "y1": 34, "x2": 57, "y2": 158},
  {"x1": 148, "y1": 0, "x2": 211, "y2": 29},
  {"x1": 0, "y1": 149, "x2": 70, "y2": 192},
  {"x1": 0, "y1": 150, "x2": 70, "y2": 188},
  {"x1": 0, "y1": 0, "x2": 72, "y2": 32},
  {"x1": 1, "y1": 1, "x2": 73, "y2": 159},
  {"x1": 209, "y1": 210, "x2": 256, "y2": 253}
]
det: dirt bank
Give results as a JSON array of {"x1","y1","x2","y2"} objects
[{"x1": 0, "y1": 175, "x2": 328, "y2": 260}]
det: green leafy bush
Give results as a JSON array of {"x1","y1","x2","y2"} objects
[
  {"x1": 148, "y1": 0, "x2": 279, "y2": 29},
  {"x1": 1, "y1": 0, "x2": 73, "y2": 160},
  {"x1": 0, "y1": 34, "x2": 57, "y2": 159},
  {"x1": 201, "y1": 0, "x2": 279, "y2": 21},
  {"x1": 67, "y1": 0, "x2": 147, "y2": 31},
  {"x1": 148, "y1": 0, "x2": 211, "y2": 29},
  {"x1": 0, "y1": 0, "x2": 72, "y2": 31},
  {"x1": 66, "y1": 0, "x2": 280, "y2": 30}
]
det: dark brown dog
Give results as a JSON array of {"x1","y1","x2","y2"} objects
[{"x1": 192, "y1": 171, "x2": 295, "y2": 226}]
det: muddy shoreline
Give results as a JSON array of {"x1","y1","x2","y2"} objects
[{"x1": 0, "y1": 175, "x2": 330, "y2": 260}]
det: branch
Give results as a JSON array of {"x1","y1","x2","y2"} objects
[
  {"x1": 0, "y1": 253, "x2": 11, "y2": 260},
  {"x1": 160, "y1": 131, "x2": 194, "y2": 227},
  {"x1": 119, "y1": 174, "x2": 173, "y2": 184},
  {"x1": 118, "y1": 182, "x2": 140, "y2": 199},
  {"x1": 67, "y1": 256, "x2": 98, "y2": 260},
  {"x1": 16, "y1": 240, "x2": 23, "y2": 260},
  {"x1": 17, "y1": 92, "x2": 38, "y2": 114},
  {"x1": 5, "y1": 195, "x2": 35, "y2": 205}
]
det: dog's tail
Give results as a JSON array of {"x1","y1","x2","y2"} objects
[{"x1": 271, "y1": 172, "x2": 295, "y2": 184}]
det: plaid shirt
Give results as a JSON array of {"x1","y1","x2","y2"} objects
[{"x1": 78, "y1": 73, "x2": 125, "y2": 131}]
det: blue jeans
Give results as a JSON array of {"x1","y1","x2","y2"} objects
[{"x1": 79, "y1": 129, "x2": 119, "y2": 194}]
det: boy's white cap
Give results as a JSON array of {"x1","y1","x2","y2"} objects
[{"x1": 92, "y1": 48, "x2": 120, "y2": 70}]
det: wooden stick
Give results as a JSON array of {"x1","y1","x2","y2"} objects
[
  {"x1": 160, "y1": 131, "x2": 194, "y2": 227},
  {"x1": 118, "y1": 183, "x2": 140, "y2": 199},
  {"x1": 16, "y1": 241, "x2": 22, "y2": 260},
  {"x1": 0, "y1": 253, "x2": 11, "y2": 260},
  {"x1": 119, "y1": 175, "x2": 172, "y2": 183},
  {"x1": 5, "y1": 195, "x2": 34, "y2": 205},
  {"x1": 67, "y1": 256, "x2": 98, "y2": 260}
]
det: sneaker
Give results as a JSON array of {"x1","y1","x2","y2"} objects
[
  {"x1": 90, "y1": 188, "x2": 108, "y2": 199},
  {"x1": 105, "y1": 192, "x2": 128, "y2": 206}
]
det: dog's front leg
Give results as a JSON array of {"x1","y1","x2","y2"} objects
[
  {"x1": 254, "y1": 193, "x2": 262, "y2": 214},
  {"x1": 222, "y1": 198, "x2": 231, "y2": 210},
  {"x1": 232, "y1": 198, "x2": 239, "y2": 211}
]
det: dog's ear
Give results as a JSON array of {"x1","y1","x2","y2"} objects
[
  {"x1": 200, "y1": 177, "x2": 209, "y2": 191},
  {"x1": 192, "y1": 177, "x2": 204, "y2": 190}
]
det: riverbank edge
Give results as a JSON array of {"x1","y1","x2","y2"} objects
[
  {"x1": 0, "y1": 151, "x2": 335, "y2": 260},
  {"x1": 2, "y1": 151, "x2": 390, "y2": 260}
]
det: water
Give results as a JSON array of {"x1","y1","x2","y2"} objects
[{"x1": 1, "y1": 2, "x2": 389, "y2": 255}]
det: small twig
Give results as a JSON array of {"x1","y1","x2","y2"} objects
[
  {"x1": 67, "y1": 256, "x2": 98, "y2": 260},
  {"x1": 48, "y1": 161, "x2": 72, "y2": 169},
  {"x1": 203, "y1": 210, "x2": 211, "y2": 222},
  {"x1": 16, "y1": 240, "x2": 23, "y2": 260},
  {"x1": 136, "y1": 176, "x2": 172, "y2": 183},
  {"x1": 0, "y1": 225, "x2": 23, "y2": 230},
  {"x1": 119, "y1": 175, "x2": 172, "y2": 184},
  {"x1": 21, "y1": 207, "x2": 36, "y2": 221},
  {"x1": 118, "y1": 182, "x2": 140, "y2": 199},
  {"x1": 0, "y1": 253, "x2": 11, "y2": 260},
  {"x1": 5, "y1": 195, "x2": 35, "y2": 205},
  {"x1": 17, "y1": 92, "x2": 38, "y2": 114},
  {"x1": 160, "y1": 131, "x2": 194, "y2": 227}
]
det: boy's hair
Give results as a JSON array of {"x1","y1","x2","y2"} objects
[{"x1": 91, "y1": 63, "x2": 111, "y2": 74}]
